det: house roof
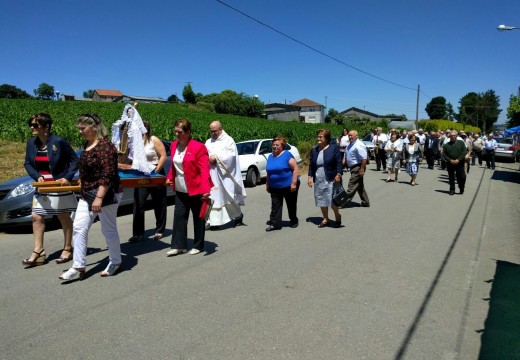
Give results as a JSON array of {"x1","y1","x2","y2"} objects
[
  {"x1": 340, "y1": 107, "x2": 380, "y2": 118},
  {"x1": 264, "y1": 103, "x2": 301, "y2": 112},
  {"x1": 95, "y1": 89, "x2": 123, "y2": 97},
  {"x1": 291, "y1": 98, "x2": 322, "y2": 107}
]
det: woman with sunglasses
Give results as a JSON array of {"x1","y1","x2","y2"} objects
[
  {"x1": 22, "y1": 113, "x2": 78, "y2": 267},
  {"x1": 59, "y1": 114, "x2": 123, "y2": 280}
]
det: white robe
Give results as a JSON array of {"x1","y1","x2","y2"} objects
[{"x1": 205, "y1": 131, "x2": 247, "y2": 226}]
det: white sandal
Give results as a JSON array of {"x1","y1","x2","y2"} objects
[
  {"x1": 59, "y1": 268, "x2": 85, "y2": 281},
  {"x1": 100, "y1": 263, "x2": 121, "y2": 277}
]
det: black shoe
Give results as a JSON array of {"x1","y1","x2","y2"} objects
[
  {"x1": 449, "y1": 190, "x2": 455, "y2": 196},
  {"x1": 266, "y1": 225, "x2": 281, "y2": 232},
  {"x1": 360, "y1": 202, "x2": 370, "y2": 207},
  {"x1": 266, "y1": 220, "x2": 272, "y2": 225},
  {"x1": 205, "y1": 223, "x2": 210, "y2": 230},
  {"x1": 290, "y1": 222, "x2": 299, "y2": 228},
  {"x1": 459, "y1": 189, "x2": 464, "y2": 195},
  {"x1": 234, "y1": 214, "x2": 244, "y2": 226}
]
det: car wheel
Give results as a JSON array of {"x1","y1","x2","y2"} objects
[{"x1": 245, "y1": 167, "x2": 258, "y2": 187}]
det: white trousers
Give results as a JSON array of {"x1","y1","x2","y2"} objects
[{"x1": 72, "y1": 193, "x2": 123, "y2": 269}]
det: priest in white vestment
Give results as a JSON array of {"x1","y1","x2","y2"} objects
[{"x1": 205, "y1": 121, "x2": 247, "y2": 229}]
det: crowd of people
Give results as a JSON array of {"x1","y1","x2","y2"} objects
[{"x1": 22, "y1": 108, "x2": 496, "y2": 280}]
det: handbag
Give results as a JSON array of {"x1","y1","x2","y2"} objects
[
  {"x1": 199, "y1": 198, "x2": 214, "y2": 221},
  {"x1": 81, "y1": 187, "x2": 118, "y2": 211},
  {"x1": 332, "y1": 183, "x2": 348, "y2": 207}
]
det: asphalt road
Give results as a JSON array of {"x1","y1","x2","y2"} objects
[{"x1": 1, "y1": 160, "x2": 519, "y2": 360}]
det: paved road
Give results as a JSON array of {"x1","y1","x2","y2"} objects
[{"x1": 1, "y1": 160, "x2": 519, "y2": 360}]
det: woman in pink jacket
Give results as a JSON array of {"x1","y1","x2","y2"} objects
[{"x1": 166, "y1": 119, "x2": 213, "y2": 256}]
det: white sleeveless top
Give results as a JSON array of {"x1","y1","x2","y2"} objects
[{"x1": 144, "y1": 139, "x2": 159, "y2": 166}]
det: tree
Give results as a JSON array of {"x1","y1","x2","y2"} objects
[
  {"x1": 457, "y1": 90, "x2": 501, "y2": 133},
  {"x1": 34, "y1": 82, "x2": 55, "y2": 100},
  {"x1": 182, "y1": 83, "x2": 196, "y2": 104},
  {"x1": 167, "y1": 94, "x2": 179, "y2": 103},
  {"x1": 0, "y1": 84, "x2": 32, "y2": 99},
  {"x1": 83, "y1": 89, "x2": 94, "y2": 98},
  {"x1": 506, "y1": 94, "x2": 520, "y2": 128},
  {"x1": 425, "y1": 96, "x2": 448, "y2": 119}
]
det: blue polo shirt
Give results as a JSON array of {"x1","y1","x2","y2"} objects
[{"x1": 266, "y1": 151, "x2": 295, "y2": 188}]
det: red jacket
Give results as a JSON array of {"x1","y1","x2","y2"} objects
[{"x1": 167, "y1": 139, "x2": 213, "y2": 196}]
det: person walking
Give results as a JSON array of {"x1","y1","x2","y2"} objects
[
  {"x1": 472, "y1": 133, "x2": 485, "y2": 166},
  {"x1": 166, "y1": 119, "x2": 212, "y2": 256},
  {"x1": 265, "y1": 136, "x2": 300, "y2": 231},
  {"x1": 343, "y1": 130, "x2": 370, "y2": 207},
  {"x1": 205, "y1": 120, "x2": 246, "y2": 230},
  {"x1": 307, "y1": 129, "x2": 343, "y2": 228},
  {"x1": 384, "y1": 131, "x2": 402, "y2": 182},
  {"x1": 129, "y1": 121, "x2": 167, "y2": 242},
  {"x1": 402, "y1": 134, "x2": 421, "y2": 186},
  {"x1": 372, "y1": 127, "x2": 388, "y2": 171},
  {"x1": 484, "y1": 133, "x2": 498, "y2": 170},
  {"x1": 59, "y1": 113, "x2": 124, "y2": 280},
  {"x1": 22, "y1": 113, "x2": 78, "y2": 267},
  {"x1": 442, "y1": 130, "x2": 467, "y2": 196}
]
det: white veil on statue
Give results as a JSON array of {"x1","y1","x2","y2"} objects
[{"x1": 111, "y1": 104, "x2": 155, "y2": 174}]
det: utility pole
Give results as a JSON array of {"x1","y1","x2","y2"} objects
[{"x1": 415, "y1": 84, "x2": 420, "y2": 130}]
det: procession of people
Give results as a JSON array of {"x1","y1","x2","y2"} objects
[{"x1": 20, "y1": 108, "x2": 491, "y2": 281}]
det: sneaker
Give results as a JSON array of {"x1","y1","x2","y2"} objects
[
  {"x1": 166, "y1": 249, "x2": 187, "y2": 256},
  {"x1": 188, "y1": 248, "x2": 201, "y2": 255}
]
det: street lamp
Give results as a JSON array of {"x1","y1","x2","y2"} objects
[{"x1": 497, "y1": 24, "x2": 519, "y2": 31}]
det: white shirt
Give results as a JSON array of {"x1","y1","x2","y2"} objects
[
  {"x1": 372, "y1": 133, "x2": 388, "y2": 149},
  {"x1": 345, "y1": 139, "x2": 367, "y2": 167},
  {"x1": 416, "y1": 133, "x2": 426, "y2": 145}
]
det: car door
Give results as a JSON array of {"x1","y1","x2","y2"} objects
[{"x1": 257, "y1": 139, "x2": 272, "y2": 179}]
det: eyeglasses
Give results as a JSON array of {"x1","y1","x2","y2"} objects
[
  {"x1": 29, "y1": 123, "x2": 40, "y2": 129},
  {"x1": 317, "y1": 136, "x2": 323, "y2": 139}
]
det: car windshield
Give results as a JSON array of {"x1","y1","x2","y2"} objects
[
  {"x1": 237, "y1": 141, "x2": 259, "y2": 155},
  {"x1": 496, "y1": 138, "x2": 513, "y2": 145}
]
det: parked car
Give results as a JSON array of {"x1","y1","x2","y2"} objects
[
  {"x1": 362, "y1": 134, "x2": 375, "y2": 160},
  {"x1": 0, "y1": 140, "x2": 174, "y2": 227},
  {"x1": 493, "y1": 137, "x2": 520, "y2": 162},
  {"x1": 236, "y1": 139, "x2": 303, "y2": 187}
]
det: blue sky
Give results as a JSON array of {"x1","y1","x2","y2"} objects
[{"x1": 1, "y1": 0, "x2": 518, "y2": 123}]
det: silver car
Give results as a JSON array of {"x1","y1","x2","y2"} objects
[
  {"x1": 494, "y1": 137, "x2": 520, "y2": 162},
  {"x1": 0, "y1": 140, "x2": 174, "y2": 227}
]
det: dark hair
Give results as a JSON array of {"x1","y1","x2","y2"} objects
[
  {"x1": 143, "y1": 120, "x2": 151, "y2": 143},
  {"x1": 28, "y1": 113, "x2": 52, "y2": 132},
  {"x1": 316, "y1": 129, "x2": 331, "y2": 144},
  {"x1": 174, "y1": 119, "x2": 192, "y2": 135}
]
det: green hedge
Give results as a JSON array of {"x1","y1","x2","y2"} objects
[
  {"x1": 418, "y1": 119, "x2": 481, "y2": 134},
  {"x1": 0, "y1": 99, "x2": 376, "y2": 149}
]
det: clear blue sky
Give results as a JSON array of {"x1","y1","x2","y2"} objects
[{"x1": 1, "y1": 0, "x2": 518, "y2": 123}]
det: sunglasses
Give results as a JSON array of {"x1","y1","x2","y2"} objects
[{"x1": 29, "y1": 123, "x2": 41, "y2": 129}]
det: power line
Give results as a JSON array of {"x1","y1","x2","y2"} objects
[{"x1": 216, "y1": 0, "x2": 425, "y2": 95}]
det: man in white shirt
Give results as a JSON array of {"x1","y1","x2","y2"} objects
[
  {"x1": 484, "y1": 133, "x2": 498, "y2": 170},
  {"x1": 416, "y1": 128, "x2": 426, "y2": 160},
  {"x1": 343, "y1": 130, "x2": 370, "y2": 207},
  {"x1": 205, "y1": 121, "x2": 247, "y2": 229},
  {"x1": 372, "y1": 127, "x2": 388, "y2": 171}
]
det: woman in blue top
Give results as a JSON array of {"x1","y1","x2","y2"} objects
[{"x1": 265, "y1": 136, "x2": 299, "y2": 231}]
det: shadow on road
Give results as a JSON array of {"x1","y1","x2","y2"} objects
[
  {"x1": 478, "y1": 260, "x2": 520, "y2": 359},
  {"x1": 490, "y1": 169, "x2": 520, "y2": 185}
]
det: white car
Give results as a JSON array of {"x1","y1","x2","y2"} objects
[{"x1": 236, "y1": 139, "x2": 303, "y2": 187}]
